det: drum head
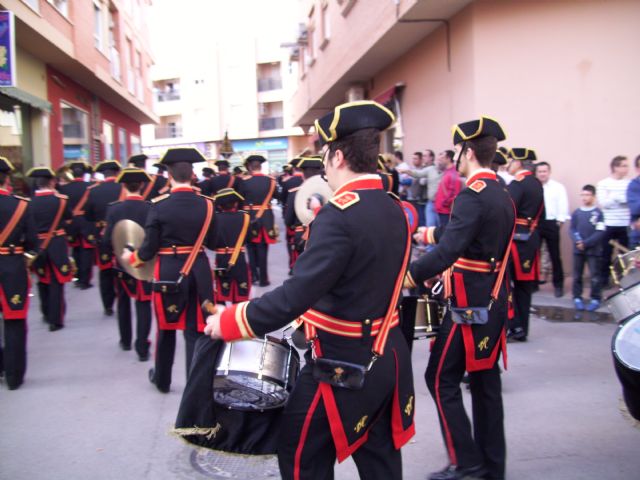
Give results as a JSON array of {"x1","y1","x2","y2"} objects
[{"x1": 613, "y1": 314, "x2": 640, "y2": 372}]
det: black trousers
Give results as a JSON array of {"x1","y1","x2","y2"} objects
[
  {"x1": 73, "y1": 246, "x2": 94, "y2": 286},
  {"x1": 0, "y1": 319, "x2": 27, "y2": 389},
  {"x1": 247, "y1": 242, "x2": 269, "y2": 285},
  {"x1": 116, "y1": 291, "x2": 151, "y2": 357},
  {"x1": 99, "y1": 268, "x2": 116, "y2": 311},
  {"x1": 425, "y1": 316, "x2": 505, "y2": 479},
  {"x1": 572, "y1": 254, "x2": 602, "y2": 301},
  {"x1": 601, "y1": 226, "x2": 629, "y2": 283},
  {"x1": 539, "y1": 219, "x2": 564, "y2": 288},
  {"x1": 152, "y1": 280, "x2": 204, "y2": 391},
  {"x1": 277, "y1": 366, "x2": 402, "y2": 480},
  {"x1": 37, "y1": 279, "x2": 65, "y2": 327},
  {"x1": 510, "y1": 280, "x2": 536, "y2": 337}
]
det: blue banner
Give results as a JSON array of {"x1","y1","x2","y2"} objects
[
  {"x1": 0, "y1": 11, "x2": 16, "y2": 87},
  {"x1": 232, "y1": 137, "x2": 288, "y2": 152}
]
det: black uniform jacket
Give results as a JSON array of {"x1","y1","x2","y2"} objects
[
  {"x1": 131, "y1": 187, "x2": 216, "y2": 331},
  {"x1": 507, "y1": 170, "x2": 544, "y2": 281},
  {"x1": 408, "y1": 169, "x2": 515, "y2": 372},
  {"x1": 58, "y1": 178, "x2": 93, "y2": 248},
  {"x1": 283, "y1": 188, "x2": 308, "y2": 254},
  {"x1": 29, "y1": 191, "x2": 74, "y2": 285},
  {"x1": 237, "y1": 173, "x2": 277, "y2": 244},
  {"x1": 213, "y1": 209, "x2": 251, "y2": 303},
  {"x1": 218, "y1": 174, "x2": 415, "y2": 462},
  {"x1": 84, "y1": 179, "x2": 124, "y2": 269},
  {"x1": 103, "y1": 195, "x2": 152, "y2": 301},
  {"x1": 210, "y1": 173, "x2": 236, "y2": 196},
  {"x1": 0, "y1": 189, "x2": 38, "y2": 319},
  {"x1": 144, "y1": 174, "x2": 167, "y2": 200},
  {"x1": 279, "y1": 172, "x2": 304, "y2": 209}
]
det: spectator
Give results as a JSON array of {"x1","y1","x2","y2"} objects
[
  {"x1": 571, "y1": 185, "x2": 605, "y2": 311},
  {"x1": 423, "y1": 149, "x2": 435, "y2": 167},
  {"x1": 433, "y1": 150, "x2": 460, "y2": 226},
  {"x1": 399, "y1": 151, "x2": 444, "y2": 228},
  {"x1": 597, "y1": 155, "x2": 630, "y2": 286},
  {"x1": 535, "y1": 161, "x2": 570, "y2": 297},
  {"x1": 395, "y1": 150, "x2": 411, "y2": 200},
  {"x1": 626, "y1": 154, "x2": 640, "y2": 248},
  {"x1": 406, "y1": 152, "x2": 428, "y2": 226}
]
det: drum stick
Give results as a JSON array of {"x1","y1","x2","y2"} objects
[{"x1": 609, "y1": 239, "x2": 631, "y2": 254}]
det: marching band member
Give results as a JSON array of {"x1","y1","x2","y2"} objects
[{"x1": 209, "y1": 159, "x2": 236, "y2": 196}]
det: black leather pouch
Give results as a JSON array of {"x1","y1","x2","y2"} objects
[
  {"x1": 152, "y1": 280, "x2": 181, "y2": 294},
  {"x1": 450, "y1": 307, "x2": 489, "y2": 325},
  {"x1": 312, "y1": 357, "x2": 366, "y2": 390},
  {"x1": 513, "y1": 231, "x2": 531, "y2": 242}
]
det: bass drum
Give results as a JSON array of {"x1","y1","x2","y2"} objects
[
  {"x1": 605, "y1": 282, "x2": 640, "y2": 323},
  {"x1": 612, "y1": 313, "x2": 640, "y2": 421}
]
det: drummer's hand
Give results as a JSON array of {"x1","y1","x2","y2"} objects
[
  {"x1": 413, "y1": 227, "x2": 426, "y2": 244},
  {"x1": 204, "y1": 306, "x2": 225, "y2": 340},
  {"x1": 120, "y1": 250, "x2": 133, "y2": 265},
  {"x1": 576, "y1": 241, "x2": 585, "y2": 251}
]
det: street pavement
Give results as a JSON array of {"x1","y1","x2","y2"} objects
[{"x1": 1, "y1": 208, "x2": 639, "y2": 480}]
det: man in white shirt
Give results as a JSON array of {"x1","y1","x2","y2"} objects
[
  {"x1": 535, "y1": 162, "x2": 570, "y2": 297},
  {"x1": 597, "y1": 155, "x2": 631, "y2": 286}
]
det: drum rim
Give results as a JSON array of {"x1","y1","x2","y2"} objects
[
  {"x1": 605, "y1": 280, "x2": 640, "y2": 300},
  {"x1": 611, "y1": 314, "x2": 640, "y2": 372}
]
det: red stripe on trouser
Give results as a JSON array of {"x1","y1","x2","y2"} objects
[
  {"x1": 436, "y1": 323, "x2": 459, "y2": 465},
  {"x1": 294, "y1": 386, "x2": 322, "y2": 480}
]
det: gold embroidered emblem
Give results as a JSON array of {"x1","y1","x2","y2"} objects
[
  {"x1": 101, "y1": 254, "x2": 109, "y2": 261},
  {"x1": 222, "y1": 282, "x2": 229, "y2": 288},
  {"x1": 88, "y1": 235, "x2": 95, "y2": 240},
  {"x1": 329, "y1": 192, "x2": 360, "y2": 210},
  {"x1": 61, "y1": 264, "x2": 69, "y2": 273},
  {"x1": 167, "y1": 304, "x2": 178, "y2": 313},
  {"x1": 38, "y1": 268, "x2": 44, "y2": 275},
  {"x1": 332, "y1": 367, "x2": 345, "y2": 383},
  {"x1": 404, "y1": 395, "x2": 414, "y2": 416},
  {"x1": 240, "y1": 282, "x2": 247, "y2": 289},
  {"x1": 523, "y1": 260, "x2": 531, "y2": 269},
  {"x1": 10, "y1": 294, "x2": 21, "y2": 305},
  {"x1": 354, "y1": 415, "x2": 368, "y2": 433},
  {"x1": 161, "y1": 285, "x2": 168, "y2": 293},
  {"x1": 468, "y1": 180, "x2": 486, "y2": 193},
  {"x1": 478, "y1": 336, "x2": 490, "y2": 351}
]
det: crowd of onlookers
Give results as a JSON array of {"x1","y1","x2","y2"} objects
[{"x1": 379, "y1": 151, "x2": 640, "y2": 312}]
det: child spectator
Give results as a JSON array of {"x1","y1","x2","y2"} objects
[{"x1": 571, "y1": 185, "x2": 606, "y2": 311}]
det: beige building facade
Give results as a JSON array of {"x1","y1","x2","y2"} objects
[{"x1": 290, "y1": 0, "x2": 640, "y2": 270}]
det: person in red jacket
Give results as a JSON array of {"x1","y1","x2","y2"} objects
[{"x1": 434, "y1": 150, "x2": 461, "y2": 226}]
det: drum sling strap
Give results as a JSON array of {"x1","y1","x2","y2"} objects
[
  {"x1": 141, "y1": 180, "x2": 155, "y2": 200},
  {"x1": 0, "y1": 200, "x2": 28, "y2": 248},
  {"x1": 227, "y1": 213, "x2": 250, "y2": 268},
  {"x1": 41, "y1": 198, "x2": 67, "y2": 251},
  {"x1": 514, "y1": 202, "x2": 543, "y2": 242},
  {"x1": 253, "y1": 178, "x2": 276, "y2": 221}
]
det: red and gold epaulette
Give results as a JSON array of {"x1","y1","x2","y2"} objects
[
  {"x1": 55, "y1": 193, "x2": 69, "y2": 200},
  {"x1": 198, "y1": 193, "x2": 214, "y2": 201},
  {"x1": 329, "y1": 191, "x2": 360, "y2": 210},
  {"x1": 387, "y1": 191, "x2": 400, "y2": 201},
  {"x1": 12, "y1": 195, "x2": 30, "y2": 202},
  {"x1": 468, "y1": 180, "x2": 486, "y2": 193},
  {"x1": 151, "y1": 193, "x2": 170, "y2": 203},
  {"x1": 87, "y1": 183, "x2": 100, "y2": 190},
  {"x1": 515, "y1": 174, "x2": 526, "y2": 182}
]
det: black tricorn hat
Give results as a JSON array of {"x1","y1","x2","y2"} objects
[
  {"x1": 202, "y1": 167, "x2": 214, "y2": 176},
  {"x1": 493, "y1": 150, "x2": 509, "y2": 166},
  {"x1": 233, "y1": 166, "x2": 246, "y2": 175},
  {"x1": 68, "y1": 159, "x2": 92, "y2": 172},
  {"x1": 95, "y1": 160, "x2": 122, "y2": 173},
  {"x1": 27, "y1": 166, "x2": 55, "y2": 179},
  {"x1": 160, "y1": 147, "x2": 206, "y2": 165},
  {"x1": 244, "y1": 154, "x2": 267, "y2": 167},
  {"x1": 128, "y1": 154, "x2": 148, "y2": 168},
  {"x1": 509, "y1": 148, "x2": 537, "y2": 162},
  {"x1": 152, "y1": 162, "x2": 167, "y2": 172},
  {"x1": 214, "y1": 188, "x2": 244, "y2": 207},
  {"x1": 288, "y1": 157, "x2": 302, "y2": 168},
  {"x1": 297, "y1": 155, "x2": 323, "y2": 170},
  {"x1": 282, "y1": 164, "x2": 293, "y2": 172},
  {"x1": 315, "y1": 100, "x2": 395, "y2": 145},
  {"x1": 452, "y1": 116, "x2": 506, "y2": 145},
  {"x1": 0, "y1": 156, "x2": 15, "y2": 173},
  {"x1": 214, "y1": 159, "x2": 230, "y2": 168},
  {"x1": 116, "y1": 168, "x2": 151, "y2": 184},
  {"x1": 377, "y1": 154, "x2": 387, "y2": 171}
]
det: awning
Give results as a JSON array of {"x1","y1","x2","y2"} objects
[{"x1": 0, "y1": 86, "x2": 52, "y2": 112}]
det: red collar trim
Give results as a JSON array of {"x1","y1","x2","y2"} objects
[
  {"x1": 252, "y1": 172, "x2": 265, "y2": 176},
  {"x1": 515, "y1": 170, "x2": 532, "y2": 177},
  {"x1": 334, "y1": 174, "x2": 384, "y2": 197},
  {"x1": 36, "y1": 191, "x2": 55, "y2": 196},
  {"x1": 466, "y1": 169, "x2": 497, "y2": 186},
  {"x1": 126, "y1": 195, "x2": 144, "y2": 201},
  {"x1": 293, "y1": 172, "x2": 304, "y2": 177},
  {"x1": 171, "y1": 187, "x2": 194, "y2": 193},
  {"x1": 72, "y1": 178, "x2": 84, "y2": 182},
  {"x1": 0, "y1": 188, "x2": 9, "y2": 196},
  {"x1": 104, "y1": 177, "x2": 116, "y2": 182}
]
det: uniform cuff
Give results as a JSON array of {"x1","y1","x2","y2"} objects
[
  {"x1": 404, "y1": 270, "x2": 418, "y2": 289},
  {"x1": 423, "y1": 226, "x2": 437, "y2": 245},
  {"x1": 219, "y1": 301, "x2": 255, "y2": 341},
  {"x1": 129, "y1": 250, "x2": 145, "y2": 268}
]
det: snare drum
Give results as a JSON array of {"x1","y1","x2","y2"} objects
[
  {"x1": 605, "y1": 282, "x2": 640, "y2": 323},
  {"x1": 611, "y1": 250, "x2": 640, "y2": 289},
  {"x1": 612, "y1": 313, "x2": 640, "y2": 421},
  {"x1": 414, "y1": 296, "x2": 444, "y2": 338},
  {"x1": 213, "y1": 337, "x2": 300, "y2": 411}
]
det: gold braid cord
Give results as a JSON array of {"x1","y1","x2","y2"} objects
[
  {"x1": 171, "y1": 423, "x2": 222, "y2": 440},
  {"x1": 618, "y1": 398, "x2": 640, "y2": 430}
]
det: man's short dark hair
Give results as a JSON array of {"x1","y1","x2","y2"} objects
[
  {"x1": 394, "y1": 150, "x2": 403, "y2": 161},
  {"x1": 35, "y1": 177, "x2": 51, "y2": 189},
  {"x1": 465, "y1": 137, "x2": 498, "y2": 167},
  {"x1": 635, "y1": 154, "x2": 640, "y2": 169},
  {"x1": 610, "y1": 155, "x2": 627, "y2": 172},
  {"x1": 124, "y1": 181, "x2": 142, "y2": 193},
  {"x1": 536, "y1": 161, "x2": 551, "y2": 171},
  {"x1": 444, "y1": 150, "x2": 455, "y2": 161},
  {"x1": 302, "y1": 167, "x2": 323, "y2": 179},
  {"x1": 582, "y1": 184, "x2": 596, "y2": 195},
  {"x1": 0, "y1": 172, "x2": 7, "y2": 185},
  {"x1": 425, "y1": 149, "x2": 435, "y2": 159},
  {"x1": 413, "y1": 151, "x2": 423, "y2": 159},
  {"x1": 246, "y1": 160, "x2": 262, "y2": 172},
  {"x1": 168, "y1": 162, "x2": 193, "y2": 183},
  {"x1": 328, "y1": 128, "x2": 380, "y2": 174},
  {"x1": 71, "y1": 165, "x2": 85, "y2": 178},
  {"x1": 102, "y1": 169, "x2": 118, "y2": 178}
]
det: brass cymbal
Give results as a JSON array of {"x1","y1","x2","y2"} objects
[
  {"x1": 294, "y1": 175, "x2": 334, "y2": 225},
  {"x1": 112, "y1": 219, "x2": 155, "y2": 281}
]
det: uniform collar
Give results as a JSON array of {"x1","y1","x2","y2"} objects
[
  {"x1": 466, "y1": 168, "x2": 497, "y2": 186},
  {"x1": 0, "y1": 188, "x2": 9, "y2": 196},
  {"x1": 334, "y1": 174, "x2": 383, "y2": 197},
  {"x1": 170, "y1": 186, "x2": 195, "y2": 193},
  {"x1": 126, "y1": 195, "x2": 144, "y2": 201},
  {"x1": 293, "y1": 172, "x2": 304, "y2": 177},
  {"x1": 35, "y1": 190, "x2": 55, "y2": 196},
  {"x1": 103, "y1": 177, "x2": 116, "y2": 182},
  {"x1": 72, "y1": 178, "x2": 85, "y2": 182},
  {"x1": 252, "y1": 172, "x2": 265, "y2": 176},
  {"x1": 515, "y1": 170, "x2": 532, "y2": 177}
]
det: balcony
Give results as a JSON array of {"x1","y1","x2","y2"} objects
[
  {"x1": 257, "y1": 77, "x2": 282, "y2": 92},
  {"x1": 259, "y1": 117, "x2": 284, "y2": 131},
  {"x1": 156, "y1": 91, "x2": 181, "y2": 102},
  {"x1": 110, "y1": 47, "x2": 121, "y2": 81},
  {"x1": 154, "y1": 125, "x2": 183, "y2": 139}
]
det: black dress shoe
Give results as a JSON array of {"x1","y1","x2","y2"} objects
[
  {"x1": 138, "y1": 352, "x2": 150, "y2": 362},
  {"x1": 49, "y1": 324, "x2": 64, "y2": 332},
  {"x1": 259, "y1": 281, "x2": 271, "y2": 287},
  {"x1": 428, "y1": 464, "x2": 488, "y2": 480},
  {"x1": 554, "y1": 287, "x2": 564, "y2": 298},
  {"x1": 104, "y1": 308, "x2": 114, "y2": 316},
  {"x1": 78, "y1": 283, "x2": 93, "y2": 290},
  {"x1": 148, "y1": 368, "x2": 169, "y2": 393},
  {"x1": 119, "y1": 341, "x2": 132, "y2": 351},
  {"x1": 507, "y1": 327, "x2": 526, "y2": 342}
]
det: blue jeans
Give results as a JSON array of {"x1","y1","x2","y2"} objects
[
  {"x1": 424, "y1": 201, "x2": 439, "y2": 227},
  {"x1": 572, "y1": 254, "x2": 602, "y2": 301}
]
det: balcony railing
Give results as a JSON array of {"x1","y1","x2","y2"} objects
[
  {"x1": 257, "y1": 77, "x2": 283, "y2": 92},
  {"x1": 154, "y1": 125, "x2": 183, "y2": 139},
  {"x1": 156, "y1": 91, "x2": 181, "y2": 102},
  {"x1": 259, "y1": 117, "x2": 284, "y2": 131}
]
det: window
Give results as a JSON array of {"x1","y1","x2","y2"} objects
[
  {"x1": 130, "y1": 134, "x2": 141, "y2": 155},
  {"x1": 135, "y1": 50, "x2": 143, "y2": 100},
  {"x1": 125, "y1": 38, "x2": 134, "y2": 94},
  {"x1": 102, "y1": 121, "x2": 114, "y2": 160},
  {"x1": 108, "y1": 10, "x2": 120, "y2": 80},
  {"x1": 94, "y1": 2, "x2": 103, "y2": 50},
  {"x1": 118, "y1": 128, "x2": 128, "y2": 160},
  {"x1": 22, "y1": 0, "x2": 39, "y2": 13},
  {"x1": 48, "y1": 0, "x2": 69, "y2": 17},
  {"x1": 321, "y1": 3, "x2": 330, "y2": 47},
  {"x1": 61, "y1": 102, "x2": 90, "y2": 162}
]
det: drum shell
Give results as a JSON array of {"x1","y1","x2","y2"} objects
[
  {"x1": 605, "y1": 282, "x2": 640, "y2": 323},
  {"x1": 414, "y1": 297, "x2": 443, "y2": 336},
  {"x1": 611, "y1": 313, "x2": 640, "y2": 421},
  {"x1": 612, "y1": 251, "x2": 640, "y2": 289}
]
